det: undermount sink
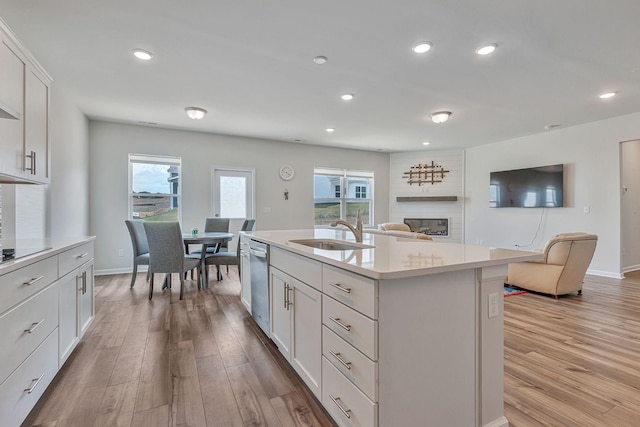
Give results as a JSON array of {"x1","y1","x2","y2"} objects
[{"x1": 289, "y1": 239, "x2": 374, "y2": 251}]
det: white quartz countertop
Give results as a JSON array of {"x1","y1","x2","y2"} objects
[
  {"x1": 0, "y1": 236, "x2": 95, "y2": 275},
  {"x1": 247, "y1": 229, "x2": 542, "y2": 280}
]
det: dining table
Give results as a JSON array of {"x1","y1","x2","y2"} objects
[{"x1": 183, "y1": 231, "x2": 233, "y2": 289}]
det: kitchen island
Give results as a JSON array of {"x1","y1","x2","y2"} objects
[{"x1": 245, "y1": 228, "x2": 541, "y2": 427}]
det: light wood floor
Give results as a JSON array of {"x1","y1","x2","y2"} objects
[
  {"x1": 23, "y1": 269, "x2": 334, "y2": 427},
  {"x1": 504, "y1": 273, "x2": 640, "y2": 426},
  {"x1": 22, "y1": 270, "x2": 640, "y2": 426}
]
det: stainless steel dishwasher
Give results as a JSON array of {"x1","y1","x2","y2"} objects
[{"x1": 249, "y1": 239, "x2": 269, "y2": 335}]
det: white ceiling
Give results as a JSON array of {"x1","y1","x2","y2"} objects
[{"x1": 1, "y1": 0, "x2": 639, "y2": 152}]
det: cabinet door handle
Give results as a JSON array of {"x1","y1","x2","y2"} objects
[
  {"x1": 328, "y1": 282, "x2": 351, "y2": 294},
  {"x1": 76, "y1": 252, "x2": 89, "y2": 259},
  {"x1": 329, "y1": 394, "x2": 352, "y2": 419},
  {"x1": 24, "y1": 373, "x2": 45, "y2": 394},
  {"x1": 328, "y1": 316, "x2": 351, "y2": 331},
  {"x1": 23, "y1": 276, "x2": 45, "y2": 286},
  {"x1": 283, "y1": 283, "x2": 288, "y2": 309},
  {"x1": 24, "y1": 319, "x2": 45, "y2": 334},
  {"x1": 329, "y1": 350, "x2": 352, "y2": 370},
  {"x1": 82, "y1": 271, "x2": 87, "y2": 294},
  {"x1": 25, "y1": 150, "x2": 36, "y2": 175}
]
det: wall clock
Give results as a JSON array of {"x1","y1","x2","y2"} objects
[{"x1": 279, "y1": 164, "x2": 295, "y2": 181}]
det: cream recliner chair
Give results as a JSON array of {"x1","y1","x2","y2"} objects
[{"x1": 506, "y1": 232, "x2": 597, "y2": 297}]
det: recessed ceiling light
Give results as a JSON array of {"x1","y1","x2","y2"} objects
[
  {"x1": 184, "y1": 107, "x2": 207, "y2": 120},
  {"x1": 412, "y1": 41, "x2": 432, "y2": 54},
  {"x1": 326, "y1": 127, "x2": 335, "y2": 133},
  {"x1": 422, "y1": 141, "x2": 431, "y2": 146},
  {"x1": 599, "y1": 92, "x2": 617, "y2": 99},
  {"x1": 429, "y1": 111, "x2": 452, "y2": 124},
  {"x1": 341, "y1": 93, "x2": 354, "y2": 101},
  {"x1": 476, "y1": 44, "x2": 498, "y2": 55},
  {"x1": 313, "y1": 56, "x2": 328, "y2": 64},
  {"x1": 132, "y1": 49, "x2": 153, "y2": 61}
]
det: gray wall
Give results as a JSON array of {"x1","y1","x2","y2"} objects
[
  {"x1": 89, "y1": 121, "x2": 390, "y2": 274},
  {"x1": 465, "y1": 112, "x2": 640, "y2": 278}
]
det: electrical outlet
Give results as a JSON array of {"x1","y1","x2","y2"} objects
[
  {"x1": 488, "y1": 292, "x2": 499, "y2": 318},
  {"x1": 118, "y1": 249, "x2": 124, "y2": 257}
]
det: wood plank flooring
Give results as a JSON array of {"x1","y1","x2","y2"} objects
[
  {"x1": 504, "y1": 273, "x2": 640, "y2": 426},
  {"x1": 23, "y1": 270, "x2": 333, "y2": 427},
  {"x1": 22, "y1": 269, "x2": 640, "y2": 426}
]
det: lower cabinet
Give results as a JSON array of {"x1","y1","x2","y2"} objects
[
  {"x1": 59, "y1": 259, "x2": 94, "y2": 365},
  {"x1": 270, "y1": 265, "x2": 322, "y2": 398}
]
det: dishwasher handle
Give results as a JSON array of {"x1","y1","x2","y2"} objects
[{"x1": 250, "y1": 248, "x2": 268, "y2": 258}]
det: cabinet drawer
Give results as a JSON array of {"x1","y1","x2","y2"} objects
[
  {"x1": 323, "y1": 265, "x2": 377, "y2": 318},
  {"x1": 0, "y1": 255, "x2": 57, "y2": 316},
  {"x1": 323, "y1": 296, "x2": 378, "y2": 360},
  {"x1": 323, "y1": 326, "x2": 378, "y2": 401},
  {"x1": 322, "y1": 357, "x2": 377, "y2": 427},
  {"x1": 0, "y1": 282, "x2": 59, "y2": 384},
  {"x1": 58, "y1": 242, "x2": 93, "y2": 277},
  {"x1": 270, "y1": 246, "x2": 321, "y2": 290},
  {"x1": 0, "y1": 328, "x2": 58, "y2": 427}
]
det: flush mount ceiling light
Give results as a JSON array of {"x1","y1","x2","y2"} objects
[
  {"x1": 132, "y1": 48, "x2": 153, "y2": 61},
  {"x1": 599, "y1": 91, "x2": 617, "y2": 99},
  {"x1": 313, "y1": 56, "x2": 328, "y2": 64},
  {"x1": 476, "y1": 43, "x2": 498, "y2": 55},
  {"x1": 341, "y1": 93, "x2": 354, "y2": 101},
  {"x1": 412, "y1": 41, "x2": 432, "y2": 54},
  {"x1": 184, "y1": 107, "x2": 207, "y2": 120},
  {"x1": 429, "y1": 111, "x2": 452, "y2": 124},
  {"x1": 326, "y1": 127, "x2": 335, "y2": 133}
]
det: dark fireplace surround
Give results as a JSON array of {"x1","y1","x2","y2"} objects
[{"x1": 404, "y1": 218, "x2": 449, "y2": 237}]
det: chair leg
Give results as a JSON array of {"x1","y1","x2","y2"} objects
[
  {"x1": 146, "y1": 270, "x2": 150, "y2": 282},
  {"x1": 131, "y1": 263, "x2": 138, "y2": 289},
  {"x1": 180, "y1": 276, "x2": 185, "y2": 300},
  {"x1": 149, "y1": 273, "x2": 154, "y2": 300}
]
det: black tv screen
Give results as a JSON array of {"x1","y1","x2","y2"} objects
[{"x1": 490, "y1": 164, "x2": 564, "y2": 208}]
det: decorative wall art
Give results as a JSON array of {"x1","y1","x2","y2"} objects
[{"x1": 402, "y1": 161, "x2": 450, "y2": 186}]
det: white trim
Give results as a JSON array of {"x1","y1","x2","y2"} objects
[
  {"x1": 95, "y1": 267, "x2": 147, "y2": 276},
  {"x1": 483, "y1": 416, "x2": 509, "y2": 427},
  {"x1": 586, "y1": 270, "x2": 624, "y2": 279}
]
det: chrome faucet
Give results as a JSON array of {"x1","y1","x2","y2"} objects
[{"x1": 331, "y1": 210, "x2": 363, "y2": 242}]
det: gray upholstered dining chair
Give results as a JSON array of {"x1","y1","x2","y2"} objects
[
  {"x1": 125, "y1": 219, "x2": 150, "y2": 289},
  {"x1": 143, "y1": 221, "x2": 201, "y2": 300},
  {"x1": 205, "y1": 219, "x2": 255, "y2": 281}
]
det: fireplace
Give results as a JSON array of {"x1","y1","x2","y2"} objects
[{"x1": 404, "y1": 218, "x2": 449, "y2": 237}]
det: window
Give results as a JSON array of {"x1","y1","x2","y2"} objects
[
  {"x1": 314, "y1": 167, "x2": 374, "y2": 226},
  {"x1": 129, "y1": 154, "x2": 182, "y2": 222}
]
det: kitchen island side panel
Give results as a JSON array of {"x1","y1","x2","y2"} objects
[{"x1": 378, "y1": 269, "x2": 477, "y2": 426}]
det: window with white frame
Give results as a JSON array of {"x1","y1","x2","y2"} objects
[
  {"x1": 314, "y1": 167, "x2": 374, "y2": 226},
  {"x1": 129, "y1": 154, "x2": 182, "y2": 222}
]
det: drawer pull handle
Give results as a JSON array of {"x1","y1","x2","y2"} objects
[
  {"x1": 329, "y1": 316, "x2": 351, "y2": 332},
  {"x1": 76, "y1": 252, "x2": 89, "y2": 259},
  {"x1": 329, "y1": 350, "x2": 352, "y2": 370},
  {"x1": 24, "y1": 319, "x2": 45, "y2": 334},
  {"x1": 328, "y1": 282, "x2": 351, "y2": 294},
  {"x1": 24, "y1": 373, "x2": 45, "y2": 394},
  {"x1": 329, "y1": 394, "x2": 352, "y2": 419},
  {"x1": 24, "y1": 276, "x2": 45, "y2": 286}
]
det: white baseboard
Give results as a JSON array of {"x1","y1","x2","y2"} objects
[
  {"x1": 484, "y1": 416, "x2": 509, "y2": 427},
  {"x1": 586, "y1": 269, "x2": 624, "y2": 279},
  {"x1": 95, "y1": 266, "x2": 147, "y2": 276}
]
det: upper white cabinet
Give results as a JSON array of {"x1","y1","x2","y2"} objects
[{"x1": 0, "y1": 19, "x2": 51, "y2": 184}]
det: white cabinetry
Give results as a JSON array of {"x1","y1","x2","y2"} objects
[
  {"x1": 0, "y1": 19, "x2": 51, "y2": 184},
  {"x1": 58, "y1": 242, "x2": 95, "y2": 364},
  {"x1": 239, "y1": 234, "x2": 251, "y2": 311},
  {"x1": 0, "y1": 239, "x2": 95, "y2": 427},
  {"x1": 269, "y1": 248, "x2": 322, "y2": 398}
]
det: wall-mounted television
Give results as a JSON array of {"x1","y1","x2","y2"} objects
[{"x1": 490, "y1": 164, "x2": 564, "y2": 208}]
